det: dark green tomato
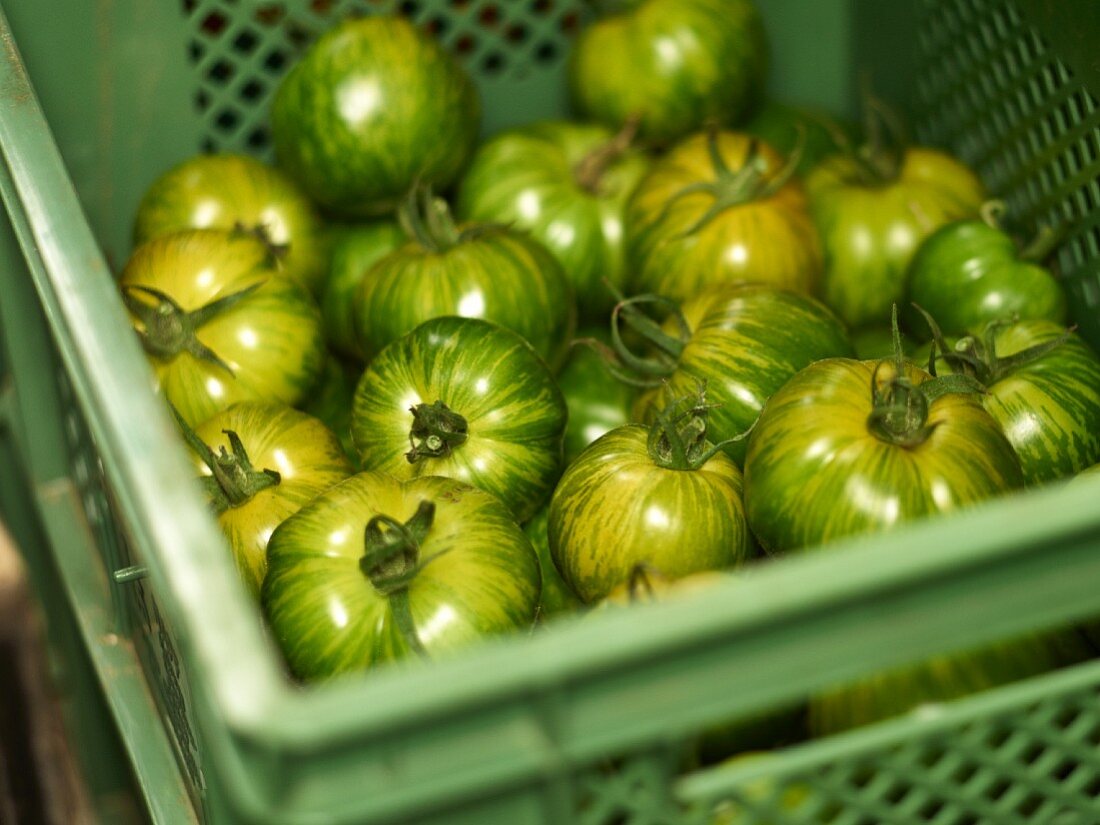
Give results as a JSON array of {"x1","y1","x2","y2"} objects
[
  {"x1": 744, "y1": 359, "x2": 1024, "y2": 554},
  {"x1": 320, "y1": 221, "x2": 403, "y2": 359},
  {"x1": 549, "y1": 425, "x2": 750, "y2": 603},
  {"x1": 354, "y1": 202, "x2": 575, "y2": 370},
  {"x1": 632, "y1": 285, "x2": 854, "y2": 465},
  {"x1": 134, "y1": 154, "x2": 327, "y2": 295},
  {"x1": 351, "y1": 317, "x2": 567, "y2": 522},
  {"x1": 300, "y1": 356, "x2": 361, "y2": 466},
  {"x1": 456, "y1": 121, "x2": 650, "y2": 320},
  {"x1": 523, "y1": 506, "x2": 583, "y2": 619},
  {"x1": 559, "y1": 328, "x2": 637, "y2": 466},
  {"x1": 185, "y1": 402, "x2": 352, "y2": 599},
  {"x1": 810, "y1": 628, "x2": 1090, "y2": 735},
  {"x1": 568, "y1": 0, "x2": 768, "y2": 143},
  {"x1": 270, "y1": 16, "x2": 480, "y2": 217},
  {"x1": 119, "y1": 229, "x2": 326, "y2": 427},
  {"x1": 920, "y1": 320, "x2": 1100, "y2": 485},
  {"x1": 807, "y1": 148, "x2": 986, "y2": 329},
  {"x1": 744, "y1": 101, "x2": 850, "y2": 177},
  {"x1": 262, "y1": 473, "x2": 540, "y2": 681},
  {"x1": 626, "y1": 132, "x2": 822, "y2": 304},
  {"x1": 904, "y1": 219, "x2": 1067, "y2": 336}
]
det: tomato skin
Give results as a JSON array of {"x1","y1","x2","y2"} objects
[
  {"x1": 320, "y1": 221, "x2": 404, "y2": 359},
  {"x1": 119, "y1": 230, "x2": 326, "y2": 427},
  {"x1": 523, "y1": 507, "x2": 584, "y2": 618},
  {"x1": 919, "y1": 320, "x2": 1100, "y2": 484},
  {"x1": 558, "y1": 328, "x2": 637, "y2": 466},
  {"x1": 186, "y1": 403, "x2": 352, "y2": 598},
  {"x1": 300, "y1": 356, "x2": 361, "y2": 467},
  {"x1": 904, "y1": 219, "x2": 1066, "y2": 335},
  {"x1": 743, "y1": 359, "x2": 1024, "y2": 554},
  {"x1": 271, "y1": 17, "x2": 480, "y2": 217},
  {"x1": 549, "y1": 425, "x2": 750, "y2": 603},
  {"x1": 807, "y1": 148, "x2": 985, "y2": 329},
  {"x1": 568, "y1": 0, "x2": 767, "y2": 143},
  {"x1": 625, "y1": 132, "x2": 821, "y2": 303},
  {"x1": 133, "y1": 154, "x2": 326, "y2": 294},
  {"x1": 457, "y1": 121, "x2": 650, "y2": 320},
  {"x1": 353, "y1": 226, "x2": 576, "y2": 370},
  {"x1": 744, "y1": 101, "x2": 849, "y2": 177},
  {"x1": 262, "y1": 473, "x2": 540, "y2": 681},
  {"x1": 351, "y1": 317, "x2": 567, "y2": 523},
  {"x1": 633, "y1": 285, "x2": 854, "y2": 465}
]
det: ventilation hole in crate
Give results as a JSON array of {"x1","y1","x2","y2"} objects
[
  {"x1": 454, "y1": 33, "x2": 477, "y2": 55},
  {"x1": 919, "y1": 798, "x2": 945, "y2": 819},
  {"x1": 987, "y1": 777, "x2": 1012, "y2": 801},
  {"x1": 531, "y1": 0, "x2": 552, "y2": 15},
  {"x1": 188, "y1": 39, "x2": 204, "y2": 61},
  {"x1": 481, "y1": 51, "x2": 505, "y2": 75},
  {"x1": 1020, "y1": 742, "x2": 1046, "y2": 765},
  {"x1": 201, "y1": 137, "x2": 216, "y2": 153},
  {"x1": 449, "y1": 0, "x2": 470, "y2": 9},
  {"x1": 399, "y1": 0, "x2": 422, "y2": 18},
  {"x1": 195, "y1": 89, "x2": 210, "y2": 111},
  {"x1": 232, "y1": 28, "x2": 259, "y2": 55},
  {"x1": 200, "y1": 10, "x2": 228, "y2": 37},
  {"x1": 286, "y1": 21, "x2": 312, "y2": 47},
  {"x1": 311, "y1": 0, "x2": 336, "y2": 14},
  {"x1": 478, "y1": 3, "x2": 500, "y2": 27},
  {"x1": 207, "y1": 59, "x2": 235, "y2": 85},
  {"x1": 239, "y1": 78, "x2": 265, "y2": 102},
  {"x1": 505, "y1": 22, "x2": 527, "y2": 43},
  {"x1": 264, "y1": 49, "x2": 288, "y2": 71},
  {"x1": 425, "y1": 15, "x2": 449, "y2": 36},
  {"x1": 247, "y1": 127, "x2": 269, "y2": 149},
  {"x1": 215, "y1": 108, "x2": 240, "y2": 132},
  {"x1": 255, "y1": 3, "x2": 286, "y2": 27},
  {"x1": 534, "y1": 40, "x2": 558, "y2": 64},
  {"x1": 560, "y1": 11, "x2": 580, "y2": 34}
]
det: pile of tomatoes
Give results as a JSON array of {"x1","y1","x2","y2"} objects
[{"x1": 118, "y1": 1, "x2": 1100, "y2": 749}]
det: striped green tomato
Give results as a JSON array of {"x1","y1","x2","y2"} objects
[
  {"x1": 807, "y1": 146, "x2": 985, "y2": 330},
  {"x1": 917, "y1": 318, "x2": 1100, "y2": 485},
  {"x1": 320, "y1": 221, "x2": 404, "y2": 359},
  {"x1": 133, "y1": 153, "x2": 326, "y2": 294},
  {"x1": 182, "y1": 402, "x2": 352, "y2": 599},
  {"x1": 271, "y1": 16, "x2": 480, "y2": 217},
  {"x1": 568, "y1": 0, "x2": 767, "y2": 143},
  {"x1": 549, "y1": 392, "x2": 751, "y2": 603},
  {"x1": 351, "y1": 317, "x2": 567, "y2": 522},
  {"x1": 626, "y1": 131, "x2": 821, "y2": 304},
  {"x1": 353, "y1": 191, "x2": 575, "y2": 369},
  {"x1": 744, "y1": 357, "x2": 1024, "y2": 554},
  {"x1": 559, "y1": 327, "x2": 637, "y2": 466},
  {"x1": 119, "y1": 229, "x2": 326, "y2": 427},
  {"x1": 523, "y1": 506, "x2": 583, "y2": 619},
  {"x1": 625, "y1": 285, "x2": 854, "y2": 465},
  {"x1": 262, "y1": 473, "x2": 540, "y2": 681},
  {"x1": 456, "y1": 120, "x2": 650, "y2": 320}
]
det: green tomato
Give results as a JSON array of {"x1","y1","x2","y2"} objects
[
  {"x1": 558, "y1": 328, "x2": 637, "y2": 466},
  {"x1": 627, "y1": 285, "x2": 854, "y2": 465},
  {"x1": 262, "y1": 473, "x2": 540, "y2": 681},
  {"x1": 523, "y1": 507, "x2": 584, "y2": 619},
  {"x1": 300, "y1": 356, "x2": 361, "y2": 467},
  {"x1": 744, "y1": 358, "x2": 1024, "y2": 554},
  {"x1": 353, "y1": 192, "x2": 575, "y2": 370},
  {"x1": 320, "y1": 221, "x2": 404, "y2": 359},
  {"x1": 133, "y1": 154, "x2": 326, "y2": 294},
  {"x1": 351, "y1": 317, "x2": 567, "y2": 522},
  {"x1": 916, "y1": 319, "x2": 1100, "y2": 485},
  {"x1": 568, "y1": 0, "x2": 768, "y2": 143},
  {"x1": 183, "y1": 402, "x2": 352, "y2": 599},
  {"x1": 457, "y1": 121, "x2": 649, "y2": 320},
  {"x1": 549, "y1": 392, "x2": 751, "y2": 603},
  {"x1": 808, "y1": 147, "x2": 985, "y2": 329},
  {"x1": 626, "y1": 131, "x2": 821, "y2": 304},
  {"x1": 744, "y1": 101, "x2": 850, "y2": 177},
  {"x1": 904, "y1": 216, "x2": 1066, "y2": 336},
  {"x1": 271, "y1": 16, "x2": 480, "y2": 217},
  {"x1": 119, "y1": 229, "x2": 326, "y2": 427},
  {"x1": 810, "y1": 629, "x2": 1091, "y2": 735}
]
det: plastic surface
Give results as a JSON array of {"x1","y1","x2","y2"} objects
[{"x1": 1, "y1": 0, "x2": 1099, "y2": 823}]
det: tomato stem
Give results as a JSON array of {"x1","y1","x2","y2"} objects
[
  {"x1": 168, "y1": 403, "x2": 281, "y2": 514},
  {"x1": 646, "y1": 382, "x2": 749, "y2": 470},
  {"x1": 231, "y1": 221, "x2": 289, "y2": 270},
  {"x1": 573, "y1": 114, "x2": 641, "y2": 194},
  {"x1": 1019, "y1": 223, "x2": 1067, "y2": 265},
  {"x1": 406, "y1": 400, "x2": 469, "y2": 463}
]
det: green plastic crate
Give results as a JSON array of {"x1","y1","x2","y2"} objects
[{"x1": 1, "y1": 0, "x2": 1100, "y2": 823}]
